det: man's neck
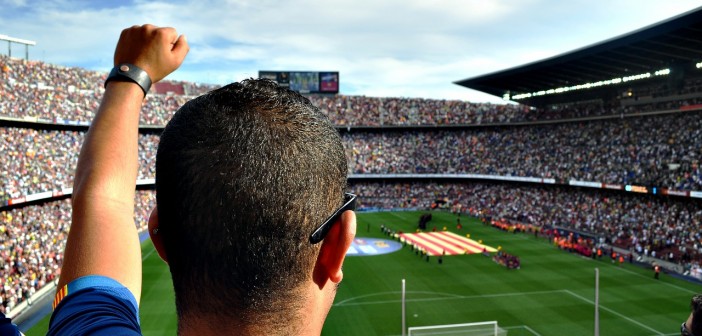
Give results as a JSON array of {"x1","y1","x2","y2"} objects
[
  {"x1": 177, "y1": 280, "x2": 336, "y2": 335},
  {"x1": 178, "y1": 314, "x2": 325, "y2": 336},
  {"x1": 179, "y1": 321, "x2": 281, "y2": 336}
]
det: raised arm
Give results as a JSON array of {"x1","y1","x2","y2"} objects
[{"x1": 57, "y1": 25, "x2": 188, "y2": 302}]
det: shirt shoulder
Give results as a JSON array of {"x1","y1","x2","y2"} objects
[
  {"x1": 0, "y1": 312, "x2": 22, "y2": 336},
  {"x1": 48, "y1": 275, "x2": 141, "y2": 336}
]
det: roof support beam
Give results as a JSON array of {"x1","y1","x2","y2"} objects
[{"x1": 628, "y1": 45, "x2": 695, "y2": 61}]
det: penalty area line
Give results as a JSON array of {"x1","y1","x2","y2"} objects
[
  {"x1": 334, "y1": 289, "x2": 566, "y2": 307},
  {"x1": 503, "y1": 325, "x2": 542, "y2": 336},
  {"x1": 563, "y1": 289, "x2": 664, "y2": 335}
]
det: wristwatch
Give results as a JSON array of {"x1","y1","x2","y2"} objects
[{"x1": 104, "y1": 63, "x2": 152, "y2": 96}]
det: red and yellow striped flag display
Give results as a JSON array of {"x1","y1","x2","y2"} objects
[{"x1": 399, "y1": 231, "x2": 497, "y2": 256}]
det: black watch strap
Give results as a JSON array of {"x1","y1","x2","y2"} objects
[{"x1": 104, "y1": 63, "x2": 152, "y2": 96}]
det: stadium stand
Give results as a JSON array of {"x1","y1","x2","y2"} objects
[
  {"x1": 0, "y1": 128, "x2": 158, "y2": 202},
  {"x1": 3, "y1": 109, "x2": 702, "y2": 205},
  {"x1": 8, "y1": 56, "x2": 702, "y2": 210},
  {"x1": 349, "y1": 181, "x2": 702, "y2": 266},
  {"x1": 4, "y1": 52, "x2": 702, "y2": 199},
  {"x1": 5, "y1": 53, "x2": 702, "y2": 127},
  {"x1": 0, "y1": 191, "x2": 154, "y2": 315},
  {"x1": 3, "y1": 7, "x2": 702, "y2": 321},
  {"x1": 343, "y1": 112, "x2": 702, "y2": 190}
]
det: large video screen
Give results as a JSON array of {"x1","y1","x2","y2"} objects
[
  {"x1": 258, "y1": 71, "x2": 339, "y2": 94},
  {"x1": 319, "y1": 72, "x2": 339, "y2": 93}
]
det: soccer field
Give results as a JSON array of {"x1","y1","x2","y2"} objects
[{"x1": 28, "y1": 211, "x2": 701, "y2": 335}]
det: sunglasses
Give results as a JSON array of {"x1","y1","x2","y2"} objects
[
  {"x1": 309, "y1": 193, "x2": 357, "y2": 244},
  {"x1": 682, "y1": 322, "x2": 694, "y2": 336}
]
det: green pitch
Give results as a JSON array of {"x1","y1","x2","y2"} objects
[{"x1": 27, "y1": 211, "x2": 700, "y2": 335}]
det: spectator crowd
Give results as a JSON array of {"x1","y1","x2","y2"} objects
[
  {"x1": 2, "y1": 54, "x2": 702, "y2": 315},
  {"x1": 1, "y1": 191, "x2": 155, "y2": 315},
  {"x1": 349, "y1": 182, "x2": 702, "y2": 272},
  {"x1": 344, "y1": 111, "x2": 702, "y2": 190},
  {"x1": 4, "y1": 54, "x2": 702, "y2": 127},
  {"x1": 2, "y1": 54, "x2": 702, "y2": 196},
  {"x1": 0, "y1": 128, "x2": 159, "y2": 203},
  {"x1": 2, "y1": 110, "x2": 702, "y2": 203}
]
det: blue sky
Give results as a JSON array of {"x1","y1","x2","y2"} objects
[{"x1": 1, "y1": 0, "x2": 700, "y2": 101}]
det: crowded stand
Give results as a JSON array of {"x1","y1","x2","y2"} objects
[
  {"x1": 0, "y1": 75, "x2": 190, "y2": 125},
  {"x1": 4, "y1": 55, "x2": 702, "y2": 127},
  {"x1": 349, "y1": 181, "x2": 702, "y2": 270},
  {"x1": 0, "y1": 127, "x2": 158, "y2": 203},
  {"x1": 5, "y1": 180, "x2": 701, "y2": 313},
  {"x1": 1, "y1": 55, "x2": 104, "y2": 91},
  {"x1": 2, "y1": 58, "x2": 702, "y2": 200},
  {"x1": 307, "y1": 95, "x2": 534, "y2": 125},
  {"x1": 0, "y1": 55, "x2": 533, "y2": 125},
  {"x1": 3, "y1": 54, "x2": 702, "y2": 319},
  {"x1": 0, "y1": 191, "x2": 155, "y2": 315},
  {"x1": 344, "y1": 111, "x2": 702, "y2": 190},
  {"x1": 0, "y1": 55, "x2": 192, "y2": 125},
  {"x1": 2, "y1": 109, "x2": 702, "y2": 206}
]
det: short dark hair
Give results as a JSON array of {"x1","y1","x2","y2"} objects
[
  {"x1": 692, "y1": 294, "x2": 702, "y2": 336},
  {"x1": 155, "y1": 79, "x2": 347, "y2": 330}
]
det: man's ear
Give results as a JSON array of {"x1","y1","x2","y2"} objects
[
  {"x1": 148, "y1": 207, "x2": 168, "y2": 263},
  {"x1": 313, "y1": 210, "x2": 356, "y2": 288}
]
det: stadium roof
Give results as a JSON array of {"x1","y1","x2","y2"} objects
[{"x1": 455, "y1": 6, "x2": 702, "y2": 106}]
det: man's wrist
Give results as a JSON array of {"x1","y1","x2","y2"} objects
[{"x1": 104, "y1": 63, "x2": 152, "y2": 96}]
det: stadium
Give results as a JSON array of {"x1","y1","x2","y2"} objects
[{"x1": 2, "y1": 5, "x2": 702, "y2": 336}]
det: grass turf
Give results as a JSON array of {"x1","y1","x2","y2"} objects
[{"x1": 27, "y1": 211, "x2": 701, "y2": 335}]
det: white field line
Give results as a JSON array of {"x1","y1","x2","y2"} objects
[
  {"x1": 522, "y1": 325, "x2": 543, "y2": 336},
  {"x1": 338, "y1": 287, "x2": 671, "y2": 335},
  {"x1": 334, "y1": 289, "x2": 566, "y2": 307},
  {"x1": 563, "y1": 289, "x2": 664, "y2": 336},
  {"x1": 493, "y1": 224, "x2": 699, "y2": 295},
  {"x1": 611, "y1": 264, "x2": 698, "y2": 295},
  {"x1": 335, "y1": 291, "x2": 462, "y2": 306},
  {"x1": 142, "y1": 246, "x2": 156, "y2": 261},
  {"x1": 504, "y1": 325, "x2": 543, "y2": 336},
  {"x1": 388, "y1": 325, "x2": 542, "y2": 336}
]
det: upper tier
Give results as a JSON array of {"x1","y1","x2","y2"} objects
[{"x1": 5, "y1": 54, "x2": 700, "y2": 127}]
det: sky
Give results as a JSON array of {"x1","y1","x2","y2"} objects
[{"x1": 0, "y1": 0, "x2": 701, "y2": 102}]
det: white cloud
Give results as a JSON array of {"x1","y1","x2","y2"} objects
[
  {"x1": 2, "y1": 0, "x2": 28, "y2": 6},
  {"x1": 1, "y1": 0, "x2": 700, "y2": 100}
]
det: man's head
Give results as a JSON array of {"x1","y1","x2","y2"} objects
[
  {"x1": 685, "y1": 294, "x2": 702, "y2": 336},
  {"x1": 150, "y1": 79, "x2": 354, "y2": 333}
]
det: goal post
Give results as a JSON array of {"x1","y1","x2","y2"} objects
[{"x1": 408, "y1": 321, "x2": 508, "y2": 336}]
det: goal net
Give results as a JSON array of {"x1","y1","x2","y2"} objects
[{"x1": 408, "y1": 321, "x2": 508, "y2": 336}]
